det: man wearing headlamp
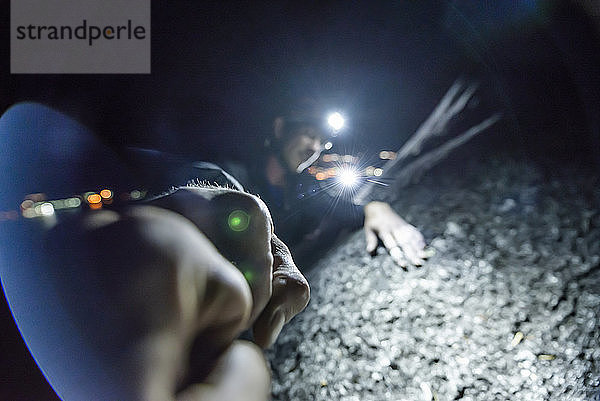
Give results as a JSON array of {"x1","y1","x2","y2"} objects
[{"x1": 244, "y1": 103, "x2": 429, "y2": 268}]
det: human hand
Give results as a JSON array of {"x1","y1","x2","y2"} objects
[
  {"x1": 363, "y1": 201, "x2": 428, "y2": 267},
  {"x1": 176, "y1": 340, "x2": 270, "y2": 401},
  {"x1": 40, "y1": 186, "x2": 309, "y2": 401},
  {"x1": 150, "y1": 187, "x2": 310, "y2": 348}
]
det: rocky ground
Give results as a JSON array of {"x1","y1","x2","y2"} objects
[{"x1": 266, "y1": 155, "x2": 600, "y2": 401}]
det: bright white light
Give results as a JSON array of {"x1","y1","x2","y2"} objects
[
  {"x1": 338, "y1": 166, "x2": 359, "y2": 188},
  {"x1": 39, "y1": 203, "x2": 55, "y2": 216},
  {"x1": 324, "y1": 141, "x2": 333, "y2": 150},
  {"x1": 327, "y1": 112, "x2": 345, "y2": 131}
]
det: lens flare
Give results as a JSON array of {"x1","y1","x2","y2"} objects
[
  {"x1": 337, "y1": 166, "x2": 359, "y2": 188},
  {"x1": 243, "y1": 269, "x2": 254, "y2": 283},
  {"x1": 228, "y1": 210, "x2": 250, "y2": 232}
]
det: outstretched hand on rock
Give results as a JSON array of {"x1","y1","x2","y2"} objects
[{"x1": 363, "y1": 201, "x2": 428, "y2": 268}]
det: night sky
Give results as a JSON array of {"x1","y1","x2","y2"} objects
[{"x1": 1, "y1": 1, "x2": 598, "y2": 166}]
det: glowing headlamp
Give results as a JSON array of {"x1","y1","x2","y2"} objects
[{"x1": 327, "y1": 112, "x2": 345, "y2": 133}]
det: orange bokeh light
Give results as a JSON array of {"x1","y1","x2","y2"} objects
[
  {"x1": 20, "y1": 199, "x2": 34, "y2": 210},
  {"x1": 100, "y1": 189, "x2": 113, "y2": 199},
  {"x1": 87, "y1": 194, "x2": 102, "y2": 204}
]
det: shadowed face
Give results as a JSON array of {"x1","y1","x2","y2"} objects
[{"x1": 281, "y1": 125, "x2": 324, "y2": 173}]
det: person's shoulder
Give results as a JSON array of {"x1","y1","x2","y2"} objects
[{"x1": 216, "y1": 159, "x2": 257, "y2": 192}]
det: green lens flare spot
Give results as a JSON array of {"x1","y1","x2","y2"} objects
[
  {"x1": 228, "y1": 210, "x2": 250, "y2": 232},
  {"x1": 243, "y1": 269, "x2": 254, "y2": 283}
]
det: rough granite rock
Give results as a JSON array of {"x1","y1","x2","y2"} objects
[{"x1": 266, "y1": 156, "x2": 600, "y2": 401}]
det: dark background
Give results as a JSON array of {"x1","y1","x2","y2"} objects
[
  {"x1": 1, "y1": 1, "x2": 599, "y2": 399},
  {"x1": 1, "y1": 1, "x2": 599, "y2": 166}
]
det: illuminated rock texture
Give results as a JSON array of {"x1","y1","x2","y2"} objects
[{"x1": 267, "y1": 156, "x2": 600, "y2": 401}]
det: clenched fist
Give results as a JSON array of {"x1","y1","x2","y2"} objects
[{"x1": 42, "y1": 186, "x2": 309, "y2": 401}]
